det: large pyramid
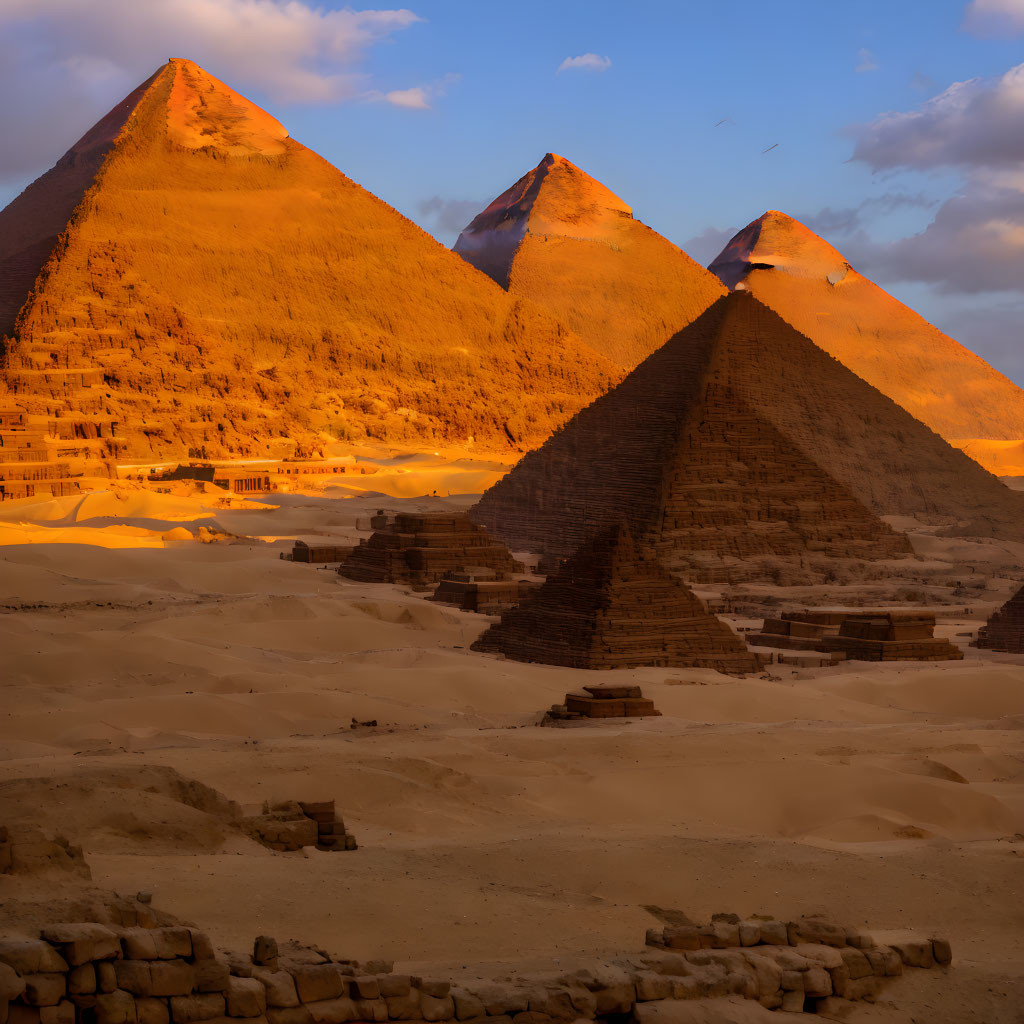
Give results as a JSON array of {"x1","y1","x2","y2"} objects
[
  {"x1": 709, "y1": 211, "x2": 1024, "y2": 471},
  {"x1": 453, "y1": 153, "x2": 725, "y2": 369},
  {"x1": 472, "y1": 524, "x2": 762, "y2": 672},
  {"x1": 0, "y1": 60, "x2": 619, "y2": 462},
  {"x1": 472, "y1": 292, "x2": 1024, "y2": 583}
]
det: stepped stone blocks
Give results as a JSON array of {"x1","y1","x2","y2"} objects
[
  {"x1": 750, "y1": 611, "x2": 963, "y2": 662},
  {"x1": 243, "y1": 800, "x2": 356, "y2": 853},
  {"x1": 453, "y1": 153, "x2": 726, "y2": 370},
  {"x1": 472, "y1": 525, "x2": 762, "y2": 673},
  {"x1": 709, "y1": 211, "x2": 1024, "y2": 465},
  {"x1": 0, "y1": 911, "x2": 952, "y2": 1024},
  {"x1": 340, "y1": 512, "x2": 524, "y2": 589},
  {"x1": 973, "y1": 584, "x2": 1024, "y2": 653},
  {"x1": 472, "y1": 293, "x2": 1024, "y2": 582},
  {"x1": 0, "y1": 60, "x2": 618, "y2": 460},
  {"x1": 546, "y1": 684, "x2": 660, "y2": 723},
  {"x1": 429, "y1": 568, "x2": 539, "y2": 614},
  {"x1": 285, "y1": 541, "x2": 355, "y2": 565}
]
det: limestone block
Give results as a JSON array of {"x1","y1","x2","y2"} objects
[
  {"x1": 302, "y1": 999, "x2": 355, "y2": 1024},
  {"x1": 22, "y1": 976, "x2": 67, "y2": 1007},
  {"x1": 98, "y1": 964, "x2": 118, "y2": 994},
  {"x1": 414, "y1": 980, "x2": 451, "y2": 999},
  {"x1": 0, "y1": 941, "x2": 68, "y2": 975},
  {"x1": 252, "y1": 941, "x2": 278, "y2": 970},
  {"x1": 190, "y1": 935, "x2": 216, "y2": 963},
  {"x1": 95, "y1": 990, "x2": 138, "y2": 1024},
  {"x1": 780, "y1": 971, "x2": 803, "y2": 993},
  {"x1": 266, "y1": 1010, "x2": 312, "y2": 1024},
  {"x1": 839, "y1": 948, "x2": 872, "y2": 980},
  {"x1": 742, "y1": 955, "x2": 781, "y2": 1000},
  {"x1": 362, "y1": 963, "x2": 392, "y2": 977},
  {"x1": 738, "y1": 922, "x2": 760, "y2": 947},
  {"x1": 845, "y1": 932, "x2": 874, "y2": 950},
  {"x1": 194, "y1": 962, "x2": 230, "y2": 995},
  {"x1": 931, "y1": 939, "x2": 952, "y2": 966},
  {"x1": 383, "y1": 992, "x2": 420, "y2": 1020},
  {"x1": 227, "y1": 979, "x2": 266, "y2": 1018},
  {"x1": 845, "y1": 977, "x2": 881, "y2": 1001},
  {"x1": 136, "y1": 999, "x2": 170, "y2": 1024},
  {"x1": 452, "y1": 990, "x2": 485, "y2": 1021},
  {"x1": 250, "y1": 971, "x2": 299, "y2": 1009},
  {"x1": 827, "y1": 964, "x2": 850, "y2": 998},
  {"x1": 377, "y1": 976, "x2": 410, "y2": 999},
  {"x1": 5, "y1": 1007, "x2": 38, "y2": 1024},
  {"x1": 149, "y1": 962, "x2": 197, "y2": 999},
  {"x1": 528, "y1": 989, "x2": 577, "y2": 1021},
  {"x1": 758, "y1": 992, "x2": 783, "y2": 1011},
  {"x1": 469, "y1": 984, "x2": 527, "y2": 1017},
  {"x1": 592, "y1": 984, "x2": 632, "y2": 1016},
  {"x1": 40, "y1": 1003, "x2": 74, "y2": 1024},
  {"x1": 670, "y1": 977, "x2": 700, "y2": 1000},
  {"x1": 68, "y1": 965, "x2": 97, "y2": 995},
  {"x1": 0, "y1": 964, "x2": 25, "y2": 1002},
  {"x1": 291, "y1": 965, "x2": 347, "y2": 1004},
  {"x1": 787, "y1": 920, "x2": 846, "y2": 948},
  {"x1": 352, "y1": 998, "x2": 386, "y2": 1022},
  {"x1": 685, "y1": 965, "x2": 728, "y2": 999},
  {"x1": 41, "y1": 925, "x2": 121, "y2": 967},
  {"x1": 756, "y1": 921, "x2": 788, "y2": 946},
  {"x1": 121, "y1": 934, "x2": 160, "y2": 962},
  {"x1": 644, "y1": 930, "x2": 664, "y2": 949},
  {"x1": 349, "y1": 978, "x2": 378, "y2": 1001},
  {"x1": 889, "y1": 941, "x2": 934, "y2": 969},
  {"x1": 168, "y1": 994, "x2": 225, "y2": 1023},
  {"x1": 155, "y1": 933, "x2": 193, "y2": 962},
  {"x1": 802, "y1": 967, "x2": 832, "y2": 998},
  {"x1": 419, "y1": 994, "x2": 455, "y2": 1022},
  {"x1": 114, "y1": 963, "x2": 154, "y2": 997},
  {"x1": 661, "y1": 927, "x2": 699, "y2": 952},
  {"x1": 780, "y1": 990, "x2": 804, "y2": 1013},
  {"x1": 864, "y1": 949, "x2": 901, "y2": 978},
  {"x1": 793, "y1": 944, "x2": 843, "y2": 969}
]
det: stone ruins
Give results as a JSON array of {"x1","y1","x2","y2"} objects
[
  {"x1": 0, "y1": 906, "x2": 953, "y2": 1024},
  {"x1": 472, "y1": 525, "x2": 762, "y2": 673},
  {"x1": 285, "y1": 542, "x2": 355, "y2": 565},
  {"x1": 973, "y1": 584, "x2": 1024, "y2": 654},
  {"x1": 243, "y1": 800, "x2": 356, "y2": 853},
  {"x1": 340, "y1": 513, "x2": 524, "y2": 589},
  {"x1": 749, "y1": 611, "x2": 963, "y2": 662},
  {"x1": 545, "y1": 683, "x2": 660, "y2": 723},
  {"x1": 472, "y1": 292, "x2": 1024, "y2": 585},
  {"x1": 429, "y1": 569, "x2": 538, "y2": 615}
]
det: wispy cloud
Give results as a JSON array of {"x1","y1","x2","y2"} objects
[
  {"x1": 856, "y1": 48, "x2": 879, "y2": 73},
  {"x1": 962, "y1": 0, "x2": 1024, "y2": 35},
  {"x1": 557, "y1": 53, "x2": 611, "y2": 74},
  {"x1": 376, "y1": 73, "x2": 460, "y2": 111},
  {"x1": 417, "y1": 196, "x2": 484, "y2": 235}
]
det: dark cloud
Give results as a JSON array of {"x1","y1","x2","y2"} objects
[
  {"x1": 417, "y1": 197, "x2": 485, "y2": 237},
  {"x1": 801, "y1": 193, "x2": 938, "y2": 237}
]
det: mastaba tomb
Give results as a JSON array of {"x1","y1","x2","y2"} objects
[
  {"x1": 546, "y1": 683, "x2": 661, "y2": 723},
  {"x1": 472, "y1": 292, "x2": 1024, "y2": 583},
  {"x1": 972, "y1": 584, "x2": 1024, "y2": 653},
  {"x1": 339, "y1": 512, "x2": 524, "y2": 588},
  {"x1": 749, "y1": 610, "x2": 963, "y2": 662},
  {"x1": 472, "y1": 524, "x2": 762, "y2": 672},
  {"x1": 429, "y1": 567, "x2": 539, "y2": 614}
]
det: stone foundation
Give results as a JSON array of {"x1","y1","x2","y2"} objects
[
  {"x1": 546, "y1": 685, "x2": 661, "y2": 724},
  {"x1": 243, "y1": 801, "x2": 356, "y2": 853}
]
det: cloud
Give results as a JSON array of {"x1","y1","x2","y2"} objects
[
  {"x1": 962, "y1": 0, "x2": 1024, "y2": 35},
  {"x1": 801, "y1": 193, "x2": 938, "y2": 236},
  {"x1": 0, "y1": 0, "x2": 422, "y2": 180},
  {"x1": 682, "y1": 225, "x2": 740, "y2": 267},
  {"x1": 557, "y1": 53, "x2": 611, "y2": 74},
  {"x1": 385, "y1": 86, "x2": 430, "y2": 110},
  {"x1": 851, "y1": 63, "x2": 1024, "y2": 171},
  {"x1": 856, "y1": 48, "x2": 879, "y2": 73},
  {"x1": 417, "y1": 196, "x2": 484, "y2": 235}
]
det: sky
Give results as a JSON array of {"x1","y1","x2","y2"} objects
[{"x1": 1, "y1": 0, "x2": 1022, "y2": 382}]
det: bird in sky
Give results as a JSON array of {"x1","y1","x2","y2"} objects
[{"x1": 762, "y1": 143, "x2": 779, "y2": 153}]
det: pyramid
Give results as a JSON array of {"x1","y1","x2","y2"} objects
[
  {"x1": 972, "y1": 585, "x2": 1024, "y2": 654},
  {"x1": 0, "y1": 61, "x2": 619, "y2": 462},
  {"x1": 453, "y1": 153, "x2": 726, "y2": 369},
  {"x1": 709, "y1": 211, "x2": 1024, "y2": 472},
  {"x1": 472, "y1": 292, "x2": 1024, "y2": 583},
  {"x1": 472, "y1": 524, "x2": 761, "y2": 672}
]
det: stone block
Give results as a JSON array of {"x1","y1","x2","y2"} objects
[
  {"x1": 931, "y1": 939, "x2": 952, "y2": 966},
  {"x1": 593, "y1": 984, "x2": 632, "y2": 1015},
  {"x1": 291, "y1": 965, "x2": 347, "y2": 1004},
  {"x1": 250, "y1": 972, "x2": 298, "y2": 1009},
  {"x1": 349, "y1": 978, "x2": 378, "y2": 1001},
  {"x1": 190, "y1": 935, "x2": 216, "y2": 963},
  {"x1": 662, "y1": 927, "x2": 699, "y2": 951},
  {"x1": 0, "y1": 964, "x2": 26, "y2": 1003},
  {"x1": 452, "y1": 990, "x2": 485, "y2": 1021},
  {"x1": 149, "y1": 962, "x2": 196, "y2": 999},
  {"x1": 168, "y1": 995, "x2": 225, "y2": 1023},
  {"x1": 98, "y1": 964, "x2": 118, "y2": 993},
  {"x1": 39, "y1": 1003, "x2": 74, "y2": 1024},
  {"x1": 226, "y1": 979, "x2": 266, "y2": 1018},
  {"x1": 414, "y1": 980, "x2": 451, "y2": 1000},
  {"x1": 95, "y1": 990, "x2": 138, "y2": 1024},
  {"x1": 68, "y1": 965, "x2": 97, "y2": 995},
  {"x1": 6, "y1": 1007, "x2": 39, "y2": 1024},
  {"x1": 839, "y1": 948, "x2": 872, "y2": 980},
  {"x1": 41, "y1": 925, "x2": 121, "y2": 967},
  {"x1": 377, "y1": 976, "x2": 410, "y2": 999},
  {"x1": 194, "y1": 962, "x2": 230, "y2": 995},
  {"x1": 845, "y1": 932, "x2": 874, "y2": 950},
  {"x1": 780, "y1": 990, "x2": 804, "y2": 1013},
  {"x1": 889, "y1": 940, "x2": 934, "y2": 969},
  {"x1": 384, "y1": 992, "x2": 420, "y2": 1020},
  {"x1": 738, "y1": 922, "x2": 760, "y2": 947},
  {"x1": 352, "y1": 998, "x2": 386, "y2": 1022},
  {"x1": 362, "y1": 963, "x2": 392, "y2": 977},
  {"x1": 0, "y1": 942, "x2": 67, "y2": 976},
  {"x1": 787, "y1": 919, "x2": 846, "y2": 948},
  {"x1": 793, "y1": 944, "x2": 843, "y2": 969},
  {"x1": 115, "y1": 963, "x2": 154, "y2": 997},
  {"x1": 527, "y1": 989, "x2": 576, "y2": 1021},
  {"x1": 803, "y1": 967, "x2": 832, "y2": 998},
  {"x1": 136, "y1": 1000, "x2": 171, "y2": 1024},
  {"x1": 827, "y1": 964, "x2": 850, "y2": 998},
  {"x1": 420, "y1": 994, "x2": 455, "y2": 1022},
  {"x1": 757, "y1": 921, "x2": 788, "y2": 946},
  {"x1": 846, "y1": 976, "x2": 881, "y2": 1001},
  {"x1": 155, "y1": 932, "x2": 192, "y2": 962},
  {"x1": 780, "y1": 971, "x2": 803, "y2": 993},
  {"x1": 122, "y1": 933, "x2": 160, "y2": 962},
  {"x1": 23, "y1": 976, "x2": 67, "y2": 1008},
  {"x1": 266, "y1": 1010, "x2": 312, "y2": 1024},
  {"x1": 864, "y1": 948, "x2": 901, "y2": 978},
  {"x1": 742, "y1": 954, "x2": 781, "y2": 1000},
  {"x1": 303, "y1": 999, "x2": 355, "y2": 1024},
  {"x1": 566, "y1": 987, "x2": 595, "y2": 1017},
  {"x1": 469, "y1": 984, "x2": 527, "y2": 1017},
  {"x1": 252, "y1": 940, "x2": 277, "y2": 970},
  {"x1": 644, "y1": 929, "x2": 664, "y2": 949}
]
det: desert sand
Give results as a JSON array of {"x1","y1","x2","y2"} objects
[{"x1": 1, "y1": 477, "x2": 1021, "y2": 1023}]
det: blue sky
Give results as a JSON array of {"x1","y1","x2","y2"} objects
[{"x1": 2, "y1": 0, "x2": 1022, "y2": 381}]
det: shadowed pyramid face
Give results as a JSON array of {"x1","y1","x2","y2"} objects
[
  {"x1": 454, "y1": 153, "x2": 726, "y2": 370},
  {"x1": 0, "y1": 61, "x2": 618, "y2": 461},
  {"x1": 708, "y1": 211, "x2": 1024, "y2": 464}
]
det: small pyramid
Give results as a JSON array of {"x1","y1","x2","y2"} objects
[
  {"x1": 472, "y1": 524, "x2": 761, "y2": 672},
  {"x1": 972, "y1": 585, "x2": 1024, "y2": 654},
  {"x1": 709, "y1": 211, "x2": 1024, "y2": 471},
  {"x1": 472, "y1": 292, "x2": 1024, "y2": 583},
  {"x1": 0, "y1": 62, "x2": 618, "y2": 460},
  {"x1": 454, "y1": 153, "x2": 726, "y2": 369}
]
